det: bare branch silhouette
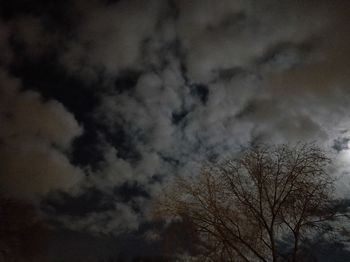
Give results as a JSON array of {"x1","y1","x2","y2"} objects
[{"x1": 155, "y1": 144, "x2": 337, "y2": 261}]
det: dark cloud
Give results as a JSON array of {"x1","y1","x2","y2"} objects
[
  {"x1": 46, "y1": 227, "x2": 165, "y2": 261},
  {"x1": 333, "y1": 137, "x2": 350, "y2": 153},
  {"x1": 1, "y1": 2, "x2": 350, "y2": 259}
]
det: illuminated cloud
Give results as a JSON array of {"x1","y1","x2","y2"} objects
[{"x1": 0, "y1": 70, "x2": 84, "y2": 199}]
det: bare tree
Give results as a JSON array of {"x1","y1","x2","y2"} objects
[{"x1": 155, "y1": 144, "x2": 336, "y2": 262}]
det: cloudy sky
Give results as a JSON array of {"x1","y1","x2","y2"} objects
[{"x1": 1, "y1": 0, "x2": 350, "y2": 260}]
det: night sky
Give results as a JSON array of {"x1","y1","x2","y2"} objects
[{"x1": 1, "y1": 0, "x2": 350, "y2": 261}]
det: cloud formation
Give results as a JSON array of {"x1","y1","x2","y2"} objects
[
  {"x1": 1, "y1": 0, "x2": 350, "y2": 236},
  {"x1": 0, "y1": 70, "x2": 84, "y2": 199}
]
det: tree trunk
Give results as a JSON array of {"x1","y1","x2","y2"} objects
[
  {"x1": 269, "y1": 228, "x2": 277, "y2": 262},
  {"x1": 292, "y1": 231, "x2": 299, "y2": 262}
]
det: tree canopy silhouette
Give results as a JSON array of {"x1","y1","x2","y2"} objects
[{"x1": 156, "y1": 144, "x2": 337, "y2": 262}]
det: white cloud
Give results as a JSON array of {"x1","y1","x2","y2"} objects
[
  {"x1": 0, "y1": 70, "x2": 84, "y2": 199},
  {"x1": 81, "y1": 0, "x2": 350, "y2": 209},
  {"x1": 63, "y1": 0, "x2": 164, "y2": 74},
  {"x1": 175, "y1": 0, "x2": 329, "y2": 82},
  {"x1": 6, "y1": 0, "x2": 348, "y2": 234}
]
